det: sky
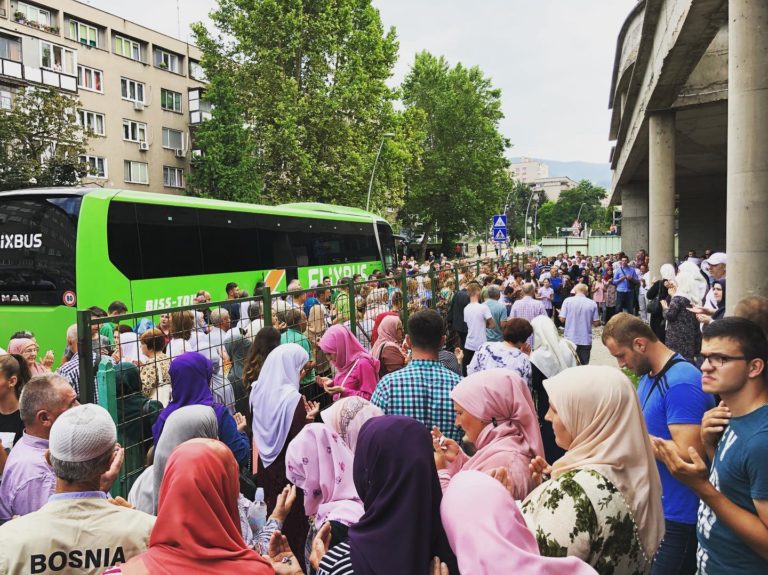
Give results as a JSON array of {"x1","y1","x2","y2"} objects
[{"x1": 86, "y1": 0, "x2": 638, "y2": 164}]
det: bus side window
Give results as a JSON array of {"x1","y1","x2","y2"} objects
[
  {"x1": 135, "y1": 204, "x2": 204, "y2": 279},
  {"x1": 107, "y1": 201, "x2": 142, "y2": 280}
]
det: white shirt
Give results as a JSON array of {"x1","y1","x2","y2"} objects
[{"x1": 463, "y1": 302, "x2": 492, "y2": 352}]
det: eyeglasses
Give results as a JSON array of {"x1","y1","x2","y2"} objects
[{"x1": 700, "y1": 353, "x2": 748, "y2": 367}]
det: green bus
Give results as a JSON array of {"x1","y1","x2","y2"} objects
[{"x1": 0, "y1": 188, "x2": 397, "y2": 356}]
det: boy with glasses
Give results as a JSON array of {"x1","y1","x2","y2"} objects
[{"x1": 654, "y1": 317, "x2": 768, "y2": 574}]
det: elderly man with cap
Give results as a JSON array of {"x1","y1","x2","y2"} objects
[
  {"x1": 703, "y1": 252, "x2": 727, "y2": 309},
  {"x1": 0, "y1": 404, "x2": 153, "y2": 575}
]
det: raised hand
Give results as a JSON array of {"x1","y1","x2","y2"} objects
[
  {"x1": 265, "y1": 531, "x2": 303, "y2": 575},
  {"x1": 529, "y1": 455, "x2": 552, "y2": 485},
  {"x1": 651, "y1": 437, "x2": 710, "y2": 493},
  {"x1": 270, "y1": 484, "x2": 298, "y2": 523},
  {"x1": 234, "y1": 412, "x2": 248, "y2": 433},
  {"x1": 431, "y1": 427, "x2": 460, "y2": 470},
  {"x1": 305, "y1": 400, "x2": 321, "y2": 420},
  {"x1": 431, "y1": 556, "x2": 450, "y2": 575},
  {"x1": 309, "y1": 522, "x2": 332, "y2": 571},
  {"x1": 701, "y1": 402, "x2": 731, "y2": 458},
  {"x1": 99, "y1": 444, "x2": 125, "y2": 492}
]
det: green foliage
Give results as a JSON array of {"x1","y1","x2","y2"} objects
[
  {"x1": 189, "y1": 0, "x2": 411, "y2": 208},
  {"x1": 535, "y1": 180, "x2": 612, "y2": 237},
  {"x1": 0, "y1": 87, "x2": 89, "y2": 191},
  {"x1": 399, "y1": 52, "x2": 510, "y2": 256},
  {"x1": 503, "y1": 179, "x2": 547, "y2": 242}
]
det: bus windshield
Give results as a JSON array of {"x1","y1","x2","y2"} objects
[{"x1": 0, "y1": 195, "x2": 80, "y2": 305}]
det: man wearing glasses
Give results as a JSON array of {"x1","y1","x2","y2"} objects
[
  {"x1": 654, "y1": 317, "x2": 768, "y2": 575},
  {"x1": 603, "y1": 312, "x2": 715, "y2": 575}
]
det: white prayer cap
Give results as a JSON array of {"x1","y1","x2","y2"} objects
[{"x1": 49, "y1": 404, "x2": 116, "y2": 463}]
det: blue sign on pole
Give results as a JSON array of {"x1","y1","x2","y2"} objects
[{"x1": 492, "y1": 214, "x2": 507, "y2": 242}]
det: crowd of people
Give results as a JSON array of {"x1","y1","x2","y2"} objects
[{"x1": 0, "y1": 247, "x2": 766, "y2": 575}]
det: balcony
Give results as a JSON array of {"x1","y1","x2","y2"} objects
[{"x1": 0, "y1": 57, "x2": 76, "y2": 92}]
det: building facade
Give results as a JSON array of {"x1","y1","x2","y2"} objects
[
  {"x1": 0, "y1": 0, "x2": 209, "y2": 193},
  {"x1": 509, "y1": 157, "x2": 549, "y2": 183},
  {"x1": 530, "y1": 176, "x2": 577, "y2": 202},
  {"x1": 609, "y1": 0, "x2": 767, "y2": 310}
]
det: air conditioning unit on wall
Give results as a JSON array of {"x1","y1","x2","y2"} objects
[
  {"x1": 133, "y1": 101, "x2": 144, "y2": 111},
  {"x1": 175, "y1": 149, "x2": 186, "y2": 158},
  {"x1": 139, "y1": 142, "x2": 149, "y2": 151}
]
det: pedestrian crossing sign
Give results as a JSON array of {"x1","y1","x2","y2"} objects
[
  {"x1": 492, "y1": 215, "x2": 507, "y2": 229},
  {"x1": 494, "y1": 228, "x2": 507, "y2": 241}
]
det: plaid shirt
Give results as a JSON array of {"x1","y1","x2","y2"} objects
[
  {"x1": 371, "y1": 359, "x2": 462, "y2": 442},
  {"x1": 56, "y1": 352, "x2": 100, "y2": 404}
]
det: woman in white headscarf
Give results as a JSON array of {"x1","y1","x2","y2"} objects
[
  {"x1": 249, "y1": 343, "x2": 317, "y2": 560},
  {"x1": 661, "y1": 261, "x2": 703, "y2": 361},
  {"x1": 529, "y1": 316, "x2": 578, "y2": 462}
]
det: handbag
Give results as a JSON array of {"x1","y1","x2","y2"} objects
[{"x1": 646, "y1": 292, "x2": 661, "y2": 316}]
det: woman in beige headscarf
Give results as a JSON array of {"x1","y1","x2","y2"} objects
[{"x1": 521, "y1": 365, "x2": 664, "y2": 575}]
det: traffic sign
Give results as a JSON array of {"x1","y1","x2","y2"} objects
[
  {"x1": 493, "y1": 228, "x2": 507, "y2": 241},
  {"x1": 492, "y1": 215, "x2": 507, "y2": 229}
]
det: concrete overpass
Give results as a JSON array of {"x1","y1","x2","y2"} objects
[{"x1": 608, "y1": 0, "x2": 767, "y2": 310}]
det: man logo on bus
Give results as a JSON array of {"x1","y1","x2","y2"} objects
[{"x1": 0, "y1": 233, "x2": 42, "y2": 249}]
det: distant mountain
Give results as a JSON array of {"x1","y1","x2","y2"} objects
[{"x1": 510, "y1": 157, "x2": 612, "y2": 190}]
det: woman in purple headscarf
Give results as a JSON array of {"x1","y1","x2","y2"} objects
[
  {"x1": 311, "y1": 416, "x2": 458, "y2": 575},
  {"x1": 151, "y1": 352, "x2": 250, "y2": 466}
]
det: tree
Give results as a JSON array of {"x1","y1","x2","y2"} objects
[
  {"x1": 0, "y1": 87, "x2": 89, "y2": 191},
  {"x1": 503, "y1": 179, "x2": 546, "y2": 242},
  {"x1": 399, "y1": 52, "x2": 511, "y2": 257},
  {"x1": 190, "y1": 0, "x2": 408, "y2": 209},
  {"x1": 535, "y1": 180, "x2": 611, "y2": 237}
]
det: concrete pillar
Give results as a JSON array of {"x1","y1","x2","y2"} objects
[
  {"x1": 648, "y1": 112, "x2": 677, "y2": 270},
  {"x1": 620, "y1": 182, "x2": 649, "y2": 259},
  {"x1": 677, "y1": 177, "x2": 727, "y2": 256},
  {"x1": 727, "y1": 0, "x2": 768, "y2": 311}
]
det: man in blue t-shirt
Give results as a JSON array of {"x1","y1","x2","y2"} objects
[
  {"x1": 612, "y1": 254, "x2": 639, "y2": 314},
  {"x1": 654, "y1": 317, "x2": 768, "y2": 575},
  {"x1": 604, "y1": 313, "x2": 714, "y2": 575}
]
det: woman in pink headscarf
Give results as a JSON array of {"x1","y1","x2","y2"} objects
[
  {"x1": 7, "y1": 338, "x2": 51, "y2": 375},
  {"x1": 286, "y1": 423, "x2": 364, "y2": 572},
  {"x1": 369, "y1": 315, "x2": 406, "y2": 378},
  {"x1": 316, "y1": 325, "x2": 380, "y2": 401},
  {"x1": 441, "y1": 470, "x2": 597, "y2": 575},
  {"x1": 431, "y1": 368, "x2": 543, "y2": 500}
]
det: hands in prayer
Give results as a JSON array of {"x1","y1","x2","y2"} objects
[
  {"x1": 264, "y1": 531, "x2": 303, "y2": 575},
  {"x1": 700, "y1": 402, "x2": 731, "y2": 457},
  {"x1": 431, "y1": 556, "x2": 450, "y2": 575},
  {"x1": 234, "y1": 412, "x2": 248, "y2": 433},
  {"x1": 310, "y1": 521, "x2": 332, "y2": 570},
  {"x1": 650, "y1": 437, "x2": 710, "y2": 494},
  {"x1": 304, "y1": 399, "x2": 321, "y2": 421}
]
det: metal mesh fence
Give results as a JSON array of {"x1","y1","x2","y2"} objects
[{"x1": 75, "y1": 255, "x2": 525, "y2": 496}]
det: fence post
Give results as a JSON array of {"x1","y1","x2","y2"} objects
[
  {"x1": 429, "y1": 268, "x2": 438, "y2": 309},
  {"x1": 262, "y1": 287, "x2": 273, "y2": 327},
  {"x1": 400, "y1": 268, "x2": 409, "y2": 334},
  {"x1": 97, "y1": 359, "x2": 117, "y2": 422},
  {"x1": 454, "y1": 265, "x2": 460, "y2": 288},
  {"x1": 476, "y1": 260, "x2": 480, "y2": 276},
  {"x1": 347, "y1": 278, "x2": 357, "y2": 336},
  {"x1": 76, "y1": 309, "x2": 94, "y2": 404}
]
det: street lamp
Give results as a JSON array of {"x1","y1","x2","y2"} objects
[
  {"x1": 523, "y1": 190, "x2": 536, "y2": 248},
  {"x1": 365, "y1": 133, "x2": 395, "y2": 212}
]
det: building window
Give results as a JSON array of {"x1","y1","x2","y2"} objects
[
  {"x1": 77, "y1": 109, "x2": 105, "y2": 136},
  {"x1": 16, "y1": 2, "x2": 50, "y2": 26},
  {"x1": 153, "y1": 49, "x2": 180, "y2": 73},
  {"x1": 80, "y1": 155, "x2": 107, "y2": 178},
  {"x1": 121, "y1": 78, "x2": 145, "y2": 103},
  {"x1": 114, "y1": 35, "x2": 141, "y2": 61},
  {"x1": 69, "y1": 20, "x2": 98, "y2": 47},
  {"x1": 189, "y1": 60, "x2": 206, "y2": 82},
  {"x1": 160, "y1": 88, "x2": 182, "y2": 112},
  {"x1": 77, "y1": 65, "x2": 103, "y2": 92},
  {"x1": 162, "y1": 127, "x2": 183, "y2": 150},
  {"x1": 124, "y1": 160, "x2": 148, "y2": 184},
  {"x1": 122, "y1": 120, "x2": 147, "y2": 142},
  {"x1": 0, "y1": 87, "x2": 12, "y2": 110},
  {"x1": 0, "y1": 34, "x2": 22, "y2": 62},
  {"x1": 163, "y1": 166, "x2": 184, "y2": 188},
  {"x1": 40, "y1": 42, "x2": 76, "y2": 76}
]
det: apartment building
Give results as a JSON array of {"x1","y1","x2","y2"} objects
[
  {"x1": 509, "y1": 158, "x2": 549, "y2": 184},
  {"x1": 0, "y1": 0, "x2": 211, "y2": 193}
]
